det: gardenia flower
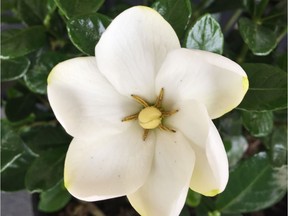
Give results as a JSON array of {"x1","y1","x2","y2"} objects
[{"x1": 47, "y1": 6, "x2": 249, "y2": 216}]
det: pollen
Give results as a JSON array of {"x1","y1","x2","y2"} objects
[{"x1": 122, "y1": 88, "x2": 178, "y2": 140}]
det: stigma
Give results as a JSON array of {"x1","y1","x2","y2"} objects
[{"x1": 122, "y1": 88, "x2": 178, "y2": 140}]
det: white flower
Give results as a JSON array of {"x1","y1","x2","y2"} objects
[{"x1": 47, "y1": 6, "x2": 249, "y2": 216}]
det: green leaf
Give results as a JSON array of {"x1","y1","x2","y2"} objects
[
  {"x1": 238, "y1": 18, "x2": 277, "y2": 56},
  {"x1": 55, "y1": 0, "x2": 104, "y2": 19},
  {"x1": 1, "y1": 151, "x2": 36, "y2": 191},
  {"x1": 25, "y1": 147, "x2": 67, "y2": 192},
  {"x1": 224, "y1": 135, "x2": 248, "y2": 167},
  {"x1": 1, "y1": 120, "x2": 25, "y2": 172},
  {"x1": 241, "y1": 110, "x2": 273, "y2": 137},
  {"x1": 208, "y1": 0, "x2": 244, "y2": 12},
  {"x1": 216, "y1": 152, "x2": 287, "y2": 213},
  {"x1": 1, "y1": 57, "x2": 30, "y2": 81},
  {"x1": 21, "y1": 125, "x2": 71, "y2": 155},
  {"x1": 5, "y1": 94, "x2": 36, "y2": 122},
  {"x1": 218, "y1": 111, "x2": 242, "y2": 136},
  {"x1": 24, "y1": 51, "x2": 68, "y2": 94},
  {"x1": 254, "y1": 0, "x2": 269, "y2": 18},
  {"x1": 1, "y1": 26, "x2": 46, "y2": 59},
  {"x1": 67, "y1": 13, "x2": 111, "y2": 55},
  {"x1": 179, "y1": 206, "x2": 190, "y2": 216},
  {"x1": 186, "y1": 189, "x2": 202, "y2": 207},
  {"x1": 38, "y1": 179, "x2": 71, "y2": 212},
  {"x1": 267, "y1": 126, "x2": 287, "y2": 167},
  {"x1": 16, "y1": 0, "x2": 55, "y2": 25},
  {"x1": 153, "y1": 0, "x2": 192, "y2": 39},
  {"x1": 238, "y1": 63, "x2": 287, "y2": 111},
  {"x1": 184, "y1": 14, "x2": 224, "y2": 54}
]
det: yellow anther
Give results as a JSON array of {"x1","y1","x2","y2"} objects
[{"x1": 138, "y1": 106, "x2": 162, "y2": 129}]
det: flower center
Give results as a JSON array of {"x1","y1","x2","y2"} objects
[
  {"x1": 122, "y1": 88, "x2": 178, "y2": 140},
  {"x1": 138, "y1": 106, "x2": 162, "y2": 129}
]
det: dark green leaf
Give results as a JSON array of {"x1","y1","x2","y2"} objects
[
  {"x1": 208, "y1": 0, "x2": 244, "y2": 12},
  {"x1": 5, "y1": 94, "x2": 36, "y2": 122},
  {"x1": 21, "y1": 125, "x2": 71, "y2": 154},
  {"x1": 55, "y1": 0, "x2": 104, "y2": 19},
  {"x1": 67, "y1": 13, "x2": 111, "y2": 55},
  {"x1": 25, "y1": 147, "x2": 67, "y2": 192},
  {"x1": 186, "y1": 189, "x2": 202, "y2": 207},
  {"x1": 238, "y1": 18, "x2": 277, "y2": 56},
  {"x1": 238, "y1": 63, "x2": 287, "y2": 111},
  {"x1": 254, "y1": 0, "x2": 269, "y2": 18},
  {"x1": 24, "y1": 51, "x2": 68, "y2": 94},
  {"x1": 1, "y1": 151, "x2": 36, "y2": 191},
  {"x1": 184, "y1": 14, "x2": 224, "y2": 54},
  {"x1": 276, "y1": 53, "x2": 287, "y2": 72},
  {"x1": 267, "y1": 126, "x2": 287, "y2": 167},
  {"x1": 179, "y1": 206, "x2": 190, "y2": 216},
  {"x1": 216, "y1": 152, "x2": 287, "y2": 213},
  {"x1": 1, "y1": 57, "x2": 30, "y2": 81},
  {"x1": 153, "y1": 0, "x2": 192, "y2": 39},
  {"x1": 241, "y1": 110, "x2": 273, "y2": 137},
  {"x1": 224, "y1": 135, "x2": 248, "y2": 167},
  {"x1": 1, "y1": 120, "x2": 25, "y2": 172},
  {"x1": 218, "y1": 111, "x2": 242, "y2": 136},
  {"x1": 38, "y1": 179, "x2": 71, "y2": 212},
  {"x1": 1, "y1": 26, "x2": 46, "y2": 59},
  {"x1": 16, "y1": 0, "x2": 55, "y2": 25}
]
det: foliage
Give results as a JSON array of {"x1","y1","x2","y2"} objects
[{"x1": 1, "y1": 0, "x2": 287, "y2": 214}]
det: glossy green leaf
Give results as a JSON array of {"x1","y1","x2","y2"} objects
[
  {"x1": 55, "y1": 0, "x2": 104, "y2": 19},
  {"x1": 24, "y1": 52, "x2": 68, "y2": 94},
  {"x1": 38, "y1": 179, "x2": 71, "y2": 212},
  {"x1": 67, "y1": 13, "x2": 111, "y2": 55},
  {"x1": 1, "y1": 121, "x2": 25, "y2": 172},
  {"x1": 218, "y1": 111, "x2": 242, "y2": 136},
  {"x1": 153, "y1": 0, "x2": 192, "y2": 39},
  {"x1": 25, "y1": 147, "x2": 67, "y2": 192},
  {"x1": 1, "y1": 152, "x2": 36, "y2": 191},
  {"x1": 238, "y1": 18, "x2": 277, "y2": 56},
  {"x1": 184, "y1": 14, "x2": 224, "y2": 54},
  {"x1": 268, "y1": 126, "x2": 287, "y2": 167},
  {"x1": 1, "y1": 57, "x2": 30, "y2": 81},
  {"x1": 186, "y1": 189, "x2": 202, "y2": 207},
  {"x1": 224, "y1": 135, "x2": 248, "y2": 167},
  {"x1": 216, "y1": 152, "x2": 287, "y2": 213},
  {"x1": 21, "y1": 125, "x2": 71, "y2": 155},
  {"x1": 1, "y1": 26, "x2": 46, "y2": 59},
  {"x1": 5, "y1": 94, "x2": 36, "y2": 122},
  {"x1": 16, "y1": 0, "x2": 55, "y2": 25},
  {"x1": 241, "y1": 110, "x2": 273, "y2": 137},
  {"x1": 238, "y1": 63, "x2": 287, "y2": 111}
]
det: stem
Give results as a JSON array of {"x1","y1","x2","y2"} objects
[
  {"x1": 223, "y1": 9, "x2": 242, "y2": 34},
  {"x1": 276, "y1": 27, "x2": 288, "y2": 44},
  {"x1": 237, "y1": 44, "x2": 249, "y2": 63}
]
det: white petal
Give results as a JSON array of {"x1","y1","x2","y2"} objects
[
  {"x1": 96, "y1": 6, "x2": 180, "y2": 102},
  {"x1": 189, "y1": 121, "x2": 229, "y2": 196},
  {"x1": 165, "y1": 99, "x2": 210, "y2": 148},
  {"x1": 64, "y1": 123, "x2": 155, "y2": 201},
  {"x1": 155, "y1": 48, "x2": 249, "y2": 119},
  {"x1": 128, "y1": 131, "x2": 195, "y2": 216},
  {"x1": 47, "y1": 57, "x2": 140, "y2": 140}
]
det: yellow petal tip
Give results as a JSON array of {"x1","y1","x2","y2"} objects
[
  {"x1": 47, "y1": 70, "x2": 54, "y2": 85},
  {"x1": 203, "y1": 189, "x2": 221, "y2": 197},
  {"x1": 242, "y1": 76, "x2": 249, "y2": 92}
]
